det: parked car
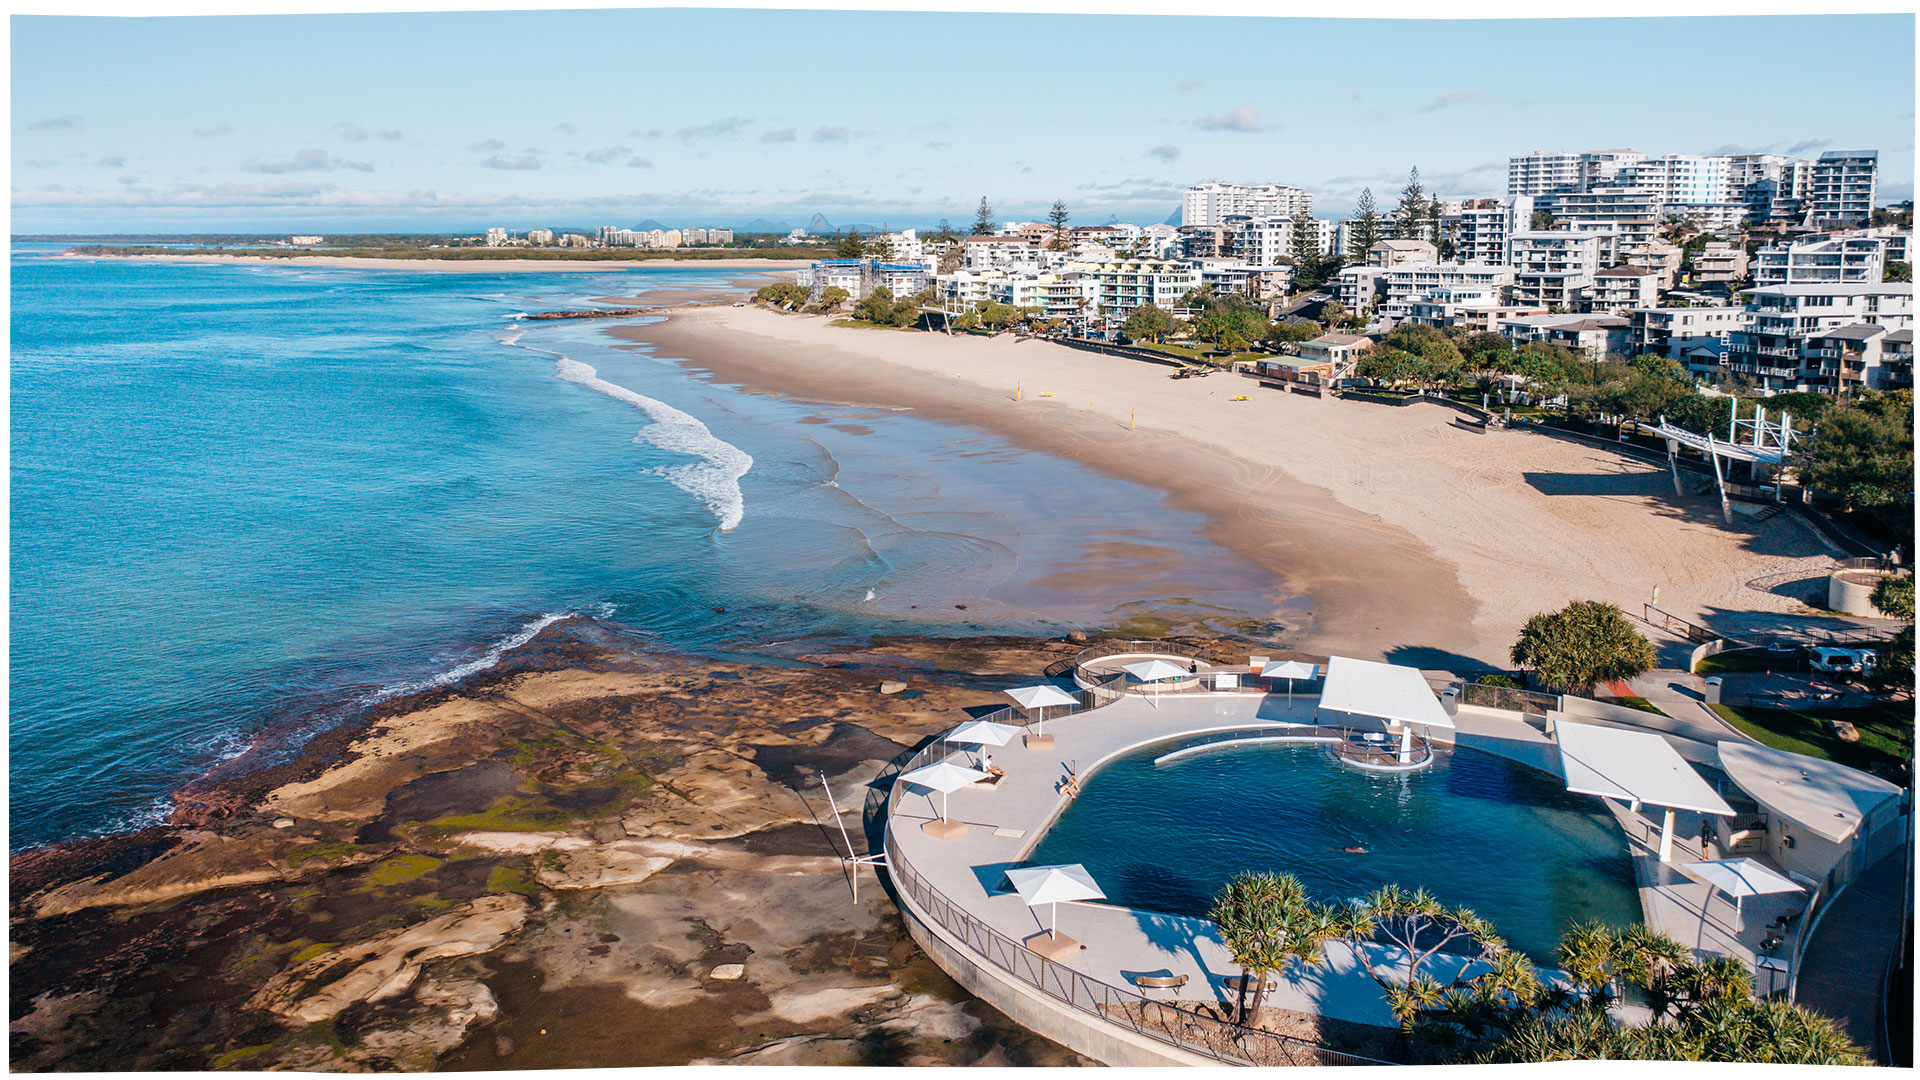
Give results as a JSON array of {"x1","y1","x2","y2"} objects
[{"x1": 1809, "y1": 647, "x2": 1877, "y2": 677}]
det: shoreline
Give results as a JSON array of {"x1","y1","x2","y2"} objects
[
  {"x1": 48, "y1": 252, "x2": 812, "y2": 273},
  {"x1": 612, "y1": 306, "x2": 1841, "y2": 666},
  {"x1": 612, "y1": 310, "x2": 1478, "y2": 663}
]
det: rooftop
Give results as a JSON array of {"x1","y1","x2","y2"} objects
[{"x1": 1718, "y1": 741, "x2": 1902, "y2": 844}]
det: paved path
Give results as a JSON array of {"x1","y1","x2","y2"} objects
[
  {"x1": 1627, "y1": 670, "x2": 1749, "y2": 740},
  {"x1": 1794, "y1": 849, "x2": 1910, "y2": 1062}
]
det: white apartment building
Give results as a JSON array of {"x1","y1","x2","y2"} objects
[
  {"x1": 525, "y1": 228, "x2": 555, "y2": 245},
  {"x1": 1585, "y1": 267, "x2": 1661, "y2": 314},
  {"x1": 1393, "y1": 287, "x2": 1545, "y2": 333},
  {"x1": 1330, "y1": 265, "x2": 1391, "y2": 315},
  {"x1": 1508, "y1": 152, "x2": 1584, "y2": 197},
  {"x1": 1498, "y1": 313, "x2": 1631, "y2": 358},
  {"x1": 1691, "y1": 241, "x2": 1749, "y2": 286},
  {"x1": 1629, "y1": 305, "x2": 1752, "y2": 376},
  {"x1": 1366, "y1": 239, "x2": 1438, "y2": 268},
  {"x1": 1810, "y1": 151, "x2": 1878, "y2": 223},
  {"x1": 1547, "y1": 187, "x2": 1663, "y2": 244},
  {"x1": 289, "y1": 235, "x2": 324, "y2": 246},
  {"x1": 1507, "y1": 231, "x2": 1605, "y2": 310},
  {"x1": 1578, "y1": 149, "x2": 1647, "y2": 189},
  {"x1": 485, "y1": 227, "x2": 509, "y2": 247},
  {"x1": 1752, "y1": 235, "x2": 1889, "y2": 287},
  {"x1": 1622, "y1": 238, "x2": 1685, "y2": 287},
  {"x1": 1182, "y1": 181, "x2": 1313, "y2": 227},
  {"x1": 1617, "y1": 154, "x2": 1733, "y2": 205},
  {"x1": 962, "y1": 233, "x2": 1042, "y2": 269},
  {"x1": 1454, "y1": 196, "x2": 1533, "y2": 265},
  {"x1": 1727, "y1": 282, "x2": 1914, "y2": 390},
  {"x1": 1227, "y1": 215, "x2": 1335, "y2": 267},
  {"x1": 1381, "y1": 261, "x2": 1514, "y2": 306},
  {"x1": 1065, "y1": 259, "x2": 1203, "y2": 321}
]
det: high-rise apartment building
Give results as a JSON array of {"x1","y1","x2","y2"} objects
[{"x1": 1181, "y1": 181, "x2": 1313, "y2": 227}]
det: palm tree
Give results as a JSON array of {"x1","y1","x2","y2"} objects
[{"x1": 1209, "y1": 872, "x2": 1334, "y2": 1026}]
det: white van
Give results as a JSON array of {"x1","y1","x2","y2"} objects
[{"x1": 1809, "y1": 647, "x2": 1877, "y2": 677}]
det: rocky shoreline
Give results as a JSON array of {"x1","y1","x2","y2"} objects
[{"x1": 9, "y1": 624, "x2": 1257, "y2": 1070}]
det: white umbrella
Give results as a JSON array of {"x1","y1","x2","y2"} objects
[
  {"x1": 1005, "y1": 863, "x2": 1106, "y2": 938},
  {"x1": 900, "y1": 759, "x2": 989, "y2": 825},
  {"x1": 1682, "y1": 857, "x2": 1805, "y2": 919},
  {"x1": 946, "y1": 719, "x2": 1020, "y2": 768},
  {"x1": 1124, "y1": 658, "x2": 1190, "y2": 707},
  {"x1": 1005, "y1": 684, "x2": 1078, "y2": 735},
  {"x1": 1260, "y1": 659, "x2": 1318, "y2": 703}
]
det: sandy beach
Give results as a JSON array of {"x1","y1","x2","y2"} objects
[
  {"x1": 58, "y1": 253, "x2": 811, "y2": 273},
  {"x1": 615, "y1": 307, "x2": 1842, "y2": 666}
]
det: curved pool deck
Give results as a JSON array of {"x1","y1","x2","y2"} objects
[{"x1": 884, "y1": 689, "x2": 1505, "y2": 1059}]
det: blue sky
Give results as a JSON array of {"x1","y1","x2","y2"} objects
[{"x1": 11, "y1": 10, "x2": 1915, "y2": 233}]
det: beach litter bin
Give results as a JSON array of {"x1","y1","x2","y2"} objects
[
  {"x1": 1704, "y1": 677, "x2": 1723, "y2": 705},
  {"x1": 1440, "y1": 687, "x2": 1459, "y2": 715}
]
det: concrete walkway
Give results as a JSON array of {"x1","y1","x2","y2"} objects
[
  {"x1": 1626, "y1": 670, "x2": 1747, "y2": 740},
  {"x1": 1794, "y1": 849, "x2": 1911, "y2": 1061}
]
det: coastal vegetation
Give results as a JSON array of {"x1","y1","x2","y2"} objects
[
  {"x1": 1204, "y1": 878, "x2": 1868, "y2": 1064},
  {"x1": 1508, "y1": 600, "x2": 1656, "y2": 694}
]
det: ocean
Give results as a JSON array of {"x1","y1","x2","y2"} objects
[{"x1": 9, "y1": 249, "x2": 1282, "y2": 851}]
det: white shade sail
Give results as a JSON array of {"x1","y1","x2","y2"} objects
[
  {"x1": 1124, "y1": 659, "x2": 1190, "y2": 683},
  {"x1": 1260, "y1": 660, "x2": 1319, "y2": 680},
  {"x1": 1554, "y1": 720, "x2": 1732, "y2": 815},
  {"x1": 945, "y1": 720, "x2": 1020, "y2": 748},
  {"x1": 1005, "y1": 684, "x2": 1078, "y2": 711},
  {"x1": 1682, "y1": 857, "x2": 1806, "y2": 900},
  {"x1": 1317, "y1": 655, "x2": 1455, "y2": 730},
  {"x1": 900, "y1": 759, "x2": 989, "y2": 794},
  {"x1": 1005, "y1": 864, "x2": 1106, "y2": 906}
]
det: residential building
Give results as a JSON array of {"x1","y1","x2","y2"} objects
[
  {"x1": 1796, "y1": 324, "x2": 1902, "y2": 394},
  {"x1": 1616, "y1": 154, "x2": 1733, "y2": 206},
  {"x1": 1381, "y1": 261, "x2": 1513, "y2": 306},
  {"x1": 1726, "y1": 282, "x2": 1914, "y2": 390},
  {"x1": 1182, "y1": 181, "x2": 1313, "y2": 226},
  {"x1": 1454, "y1": 196, "x2": 1533, "y2": 265},
  {"x1": 1388, "y1": 284, "x2": 1539, "y2": 332},
  {"x1": 1366, "y1": 238, "x2": 1437, "y2": 268},
  {"x1": 1178, "y1": 224, "x2": 1234, "y2": 260},
  {"x1": 1621, "y1": 238, "x2": 1685, "y2": 287},
  {"x1": 962, "y1": 233, "x2": 1041, "y2": 268},
  {"x1": 289, "y1": 235, "x2": 324, "y2": 246},
  {"x1": 1629, "y1": 305, "x2": 1751, "y2": 376},
  {"x1": 485, "y1": 227, "x2": 509, "y2": 247},
  {"x1": 1752, "y1": 235, "x2": 1888, "y2": 286},
  {"x1": 1841, "y1": 225, "x2": 1909, "y2": 264},
  {"x1": 1691, "y1": 241, "x2": 1749, "y2": 286},
  {"x1": 1809, "y1": 151, "x2": 1878, "y2": 224},
  {"x1": 1067, "y1": 259, "x2": 1203, "y2": 322},
  {"x1": 1508, "y1": 231, "x2": 1605, "y2": 310},
  {"x1": 1508, "y1": 151, "x2": 1584, "y2": 197},
  {"x1": 525, "y1": 228, "x2": 555, "y2": 245},
  {"x1": 1498, "y1": 313, "x2": 1631, "y2": 358},
  {"x1": 1883, "y1": 328, "x2": 1913, "y2": 388},
  {"x1": 1547, "y1": 187, "x2": 1663, "y2": 245},
  {"x1": 1585, "y1": 267, "x2": 1662, "y2": 314},
  {"x1": 1578, "y1": 149, "x2": 1648, "y2": 189},
  {"x1": 1330, "y1": 265, "x2": 1390, "y2": 315}
]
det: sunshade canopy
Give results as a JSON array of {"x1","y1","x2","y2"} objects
[
  {"x1": 1260, "y1": 660, "x2": 1319, "y2": 680},
  {"x1": 1317, "y1": 656, "x2": 1455, "y2": 730},
  {"x1": 1555, "y1": 721, "x2": 1733, "y2": 815},
  {"x1": 1124, "y1": 659, "x2": 1190, "y2": 683},
  {"x1": 1005, "y1": 684, "x2": 1078, "y2": 710},
  {"x1": 945, "y1": 720, "x2": 1020, "y2": 747},
  {"x1": 900, "y1": 759, "x2": 989, "y2": 794},
  {"x1": 1005, "y1": 864, "x2": 1106, "y2": 906},
  {"x1": 1682, "y1": 857, "x2": 1806, "y2": 899}
]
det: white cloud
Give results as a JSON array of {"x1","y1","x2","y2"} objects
[
  {"x1": 811, "y1": 126, "x2": 850, "y2": 143},
  {"x1": 480, "y1": 154, "x2": 542, "y2": 170},
  {"x1": 28, "y1": 113, "x2": 81, "y2": 130},
  {"x1": 1196, "y1": 105, "x2": 1267, "y2": 133},
  {"x1": 1147, "y1": 144, "x2": 1180, "y2": 163},
  {"x1": 251, "y1": 149, "x2": 372, "y2": 174}
]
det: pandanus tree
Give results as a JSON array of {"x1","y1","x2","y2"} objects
[
  {"x1": 1209, "y1": 871, "x2": 1336, "y2": 1027},
  {"x1": 1333, "y1": 885, "x2": 1540, "y2": 1042}
]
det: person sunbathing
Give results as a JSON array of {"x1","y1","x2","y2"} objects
[
  {"x1": 1058, "y1": 770, "x2": 1082, "y2": 798},
  {"x1": 982, "y1": 752, "x2": 1007, "y2": 779}
]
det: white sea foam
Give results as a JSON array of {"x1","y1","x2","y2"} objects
[
  {"x1": 553, "y1": 356, "x2": 753, "y2": 531},
  {"x1": 362, "y1": 611, "x2": 574, "y2": 705},
  {"x1": 594, "y1": 601, "x2": 617, "y2": 618}
]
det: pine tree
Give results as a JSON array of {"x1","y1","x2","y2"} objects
[
  {"x1": 1047, "y1": 199, "x2": 1070, "y2": 250},
  {"x1": 1347, "y1": 187, "x2": 1383, "y2": 262},
  {"x1": 1289, "y1": 208, "x2": 1318, "y2": 269},
  {"x1": 1395, "y1": 167, "x2": 1428, "y2": 242},
  {"x1": 1426, "y1": 200, "x2": 1445, "y2": 255},
  {"x1": 971, "y1": 197, "x2": 996, "y2": 236}
]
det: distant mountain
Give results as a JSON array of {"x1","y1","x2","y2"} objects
[
  {"x1": 1162, "y1": 207, "x2": 1182, "y2": 226},
  {"x1": 631, "y1": 219, "x2": 668, "y2": 232},
  {"x1": 807, "y1": 212, "x2": 833, "y2": 234},
  {"x1": 741, "y1": 218, "x2": 790, "y2": 234}
]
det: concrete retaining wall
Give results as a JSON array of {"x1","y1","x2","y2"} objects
[{"x1": 1829, "y1": 569, "x2": 1889, "y2": 615}]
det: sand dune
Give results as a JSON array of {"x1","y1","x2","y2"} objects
[{"x1": 616, "y1": 307, "x2": 1839, "y2": 666}]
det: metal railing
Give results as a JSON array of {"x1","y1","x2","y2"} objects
[
  {"x1": 879, "y1": 733, "x2": 1393, "y2": 1067},
  {"x1": 1331, "y1": 730, "x2": 1434, "y2": 769}
]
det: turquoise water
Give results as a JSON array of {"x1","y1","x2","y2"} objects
[
  {"x1": 10, "y1": 250, "x2": 1285, "y2": 850},
  {"x1": 1023, "y1": 741, "x2": 1640, "y2": 962}
]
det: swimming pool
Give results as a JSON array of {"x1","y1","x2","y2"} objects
[{"x1": 1022, "y1": 740, "x2": 1641, "y2": 963}]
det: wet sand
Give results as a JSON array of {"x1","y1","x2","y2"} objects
[{"x1": 612, "y1": 312, "x2": 1479, "y2": 664}]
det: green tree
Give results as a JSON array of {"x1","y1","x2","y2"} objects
[
  {"x1": 834, "y1": 229, "x2": 866, "y2": 259},
  {"x1": 851, "y1": 285, "x2": 898, "y2": 325},
  {"x1": 1355, "y1": 346, "x2": 1429, "y2": 388},
  {"x1": 1530, "y1": 209, "x2": 1556, "y2": 230},
  {"x1": 755, "y1": 282, "x2": 809, "y2": 308},
  {"x1": 971, "y1": 197, "x2": 996, "y2": 236},
  {"x1": 1210, "y1": 872, "x2": 1337, "y2": 1026},
  {"x1": 1289, "y1": 208, "x2": 1319, "y2": 268},
  {"x1": 1121, "y1": 303, "x2": 1174, "y2": 344},
  {"x1": 1047, "y1": 199, "x2": 1070, "y2": 249},
  {"x1": 1333, "y1": 885, "x2": 1540, "y2": 1045},
  {"x1": 1872, "y1": 573, "x2": 1915, "y2": 620},
  {"x1": 1886, "y1": 261, "x2": 1912, "y2": 283},
  {"x1": 1510, "y1": 600, "x2": 1656, "y2": 694},
  {"x1": 935, "y1": 219, "x2": 958, "y2": 244},
  {"x1": 1318, "y1": 300, "x2": 1351, "y2": 329},
  {"x1": 1426, "y1": 200, "x2": 1446, "y2": 256},
  {"x1": 1394, "y1": 167, "x2": 1429, "y2": 242},
  {"x1": 1271, "y1": 317, "x2": 1322, "y2": 344},
  {"x1": 1798, "y1": 390, "x2": 1915, "y2": 511},
  {"x1": 814, "y1": 285, "x2": 850, "y2": 312},
  {"x1": 1347, "y1": 187, "x2": 1384, "y2": 262}
]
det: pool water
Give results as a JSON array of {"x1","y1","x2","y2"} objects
[{"x1": 1023, "y1": 741, "x2": 1641, "y2": 963}]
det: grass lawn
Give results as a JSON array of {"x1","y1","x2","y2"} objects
[
  {"x1": 1135, "y1": 342, "x2": 1275, "y2": 366},
  {"x1": 1694, "y1": 647, "x2": 1810, "y2": 675},
  {"x1": 1611, "y1": 696, "x2": 1669, "y2": 716},
  {"x1": 1710, "y1": 700, "x2": 1913, "y2": 776}
]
